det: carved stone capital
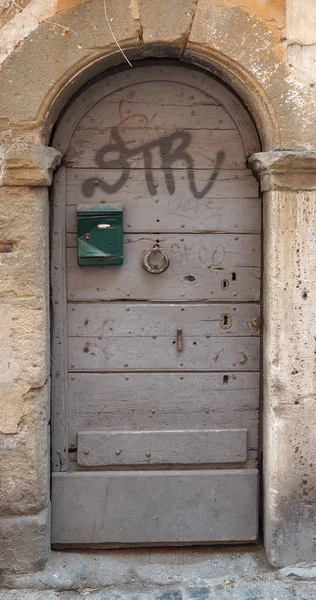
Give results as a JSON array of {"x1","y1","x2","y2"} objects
[
  {"x1": 248, "y1": 151, "x2": 316, "y2": 191},
  {"x1": 0, "y1": 144, "x2": 61, "y2": 186}
]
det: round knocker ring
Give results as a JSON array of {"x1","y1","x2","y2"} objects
[{"x1": 143, "y1": 244, "x2": 169, "y2": 274}]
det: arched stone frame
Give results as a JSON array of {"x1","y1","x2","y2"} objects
[{"x1": 0, "y1": 0, "x2": 316, "y2": 573}]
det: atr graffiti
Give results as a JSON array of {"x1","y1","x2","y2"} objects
[{"x1": 82, "y1": 127, "x2": 225, "y2": 199}]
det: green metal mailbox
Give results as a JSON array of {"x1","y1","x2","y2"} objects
[{"x1": 77, "y1": 204, "x2": 123, "y2": 266}]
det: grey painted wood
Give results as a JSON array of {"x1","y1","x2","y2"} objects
[
  {"x1": 66, "y1": 170, "x2": 261, "y2": 234},
  {"x1": 67, "y1": 260, "x2": 260, "y2": 301},
  {"x1": 51, "y1": 470, "x2": 258, "y2": 545},
  {"x1": 53, "y1": 64, "x2": 260, "y2": 157},
  {"x1": 65, "y1": 74, "x2": 247, "y2": 170},
  {"x1": 67, "y1": 232, "x2": 260, "y2": 266},
  {"x1": 77, "y1": 429, "x2": 248, "y2": 466},
  {"x1": 51, "y1": 63, "x2": 261, "y2": 545},
  {"x1": 50, "y1": 167, "x2": 69, "y2": 472},
  {"x1": 75, "y1": 97, "x2": 233, "y2": 129},
  {"x1": 68, "y1": 303, "x2": 260, "y2": 337},
  {"x1": 68, "y1": 335, "x2": 259, "y2": 372},
  {"x1": 67, "y1": 231, "x2": 260, "y2": 302},
  {"x1": 66, "y1": 131, "x2": 246, "y2": 170},
  {"x1": 68, "y1": 372, "x2": 259, "y2": 450}
]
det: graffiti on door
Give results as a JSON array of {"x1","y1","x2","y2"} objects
[{"x1": 82, "y1": 126, "x2": 225, "y2": 199}]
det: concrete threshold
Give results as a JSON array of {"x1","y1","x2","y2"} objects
[{"x1": 1, "y1": 546, "x2": 316, "y2": 599}]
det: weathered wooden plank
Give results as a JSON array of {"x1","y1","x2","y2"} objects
[
  {"x1": 67, "y1": 233, "x2": 260, "y2": 265},
  {"x1": 68, "y1": 303, "x2": 260, "y2": 338},
  {"x1": 74, "y1": 101, "x2": 234, "y2": 131},
  {"x1": 68, "y1": 335, "x2": 260, "y2": 372},
  {"x1": 66, "y1": 232, "x2": 261, "y2": 301},
  {"x1": 50, "y1": 167, "x2": 69, "y2": 472},
  {"x1": 91, "y1": 85, "x2": 218, "y2": 107},
  {"x1": 67, "y1": 372, "x2": 259, "y2": 448},
  {"x1": 66, "y1": 169, "x2": 261, "y2": 234},
  {"x1": 67, "y1": 168, "x2": 259, "y2": 200},
  {"x1": 77, "y1": 429, "x2": 248, "y2": 466},
  {"x1": 67, "y1": 260, "x2": 260, "y2": 301},
  {"x1": 51, "y1": 470, "x2": 258, "y2": 545},
  {"x1": 65, "y1": 76, "x2": 245, "y2": 170},
  {"x1": 66, "y1": 128, "x2": 246, "y2": 170},
  {"x1": 53, "y1": 64, "x2": 259, "y2": 158}
]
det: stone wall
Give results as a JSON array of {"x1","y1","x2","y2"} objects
[{"x1": 0, "y1": 0, "x2": 315, "y2": 573}]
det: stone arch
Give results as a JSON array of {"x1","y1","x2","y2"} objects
[{"x1": 0, "y1": 0, "x2": 309, "y2": 151}]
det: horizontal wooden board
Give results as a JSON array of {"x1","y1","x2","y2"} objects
[
  {"x1": 67, "y1": 233, "x2": 260, "y2": 265},
  {"x1": 51, "y1": 470, "x2": 258, "y2": 545},
  {"x1": 75, "y1": 101, "x2": 235, "y2": 131},
  {"x1": 66, "y1": 168, "x2": 259, "y2": 200},
  {"x1": 67, "y1": 372, "x2": 259, "y2": 449},
  {"x1": 68, "y1": 303, "x2": 260, "y2": 338},
  {"x1": 53, "y1": 64, "x2": 260, "y2": 159},
  {"x1": 66, "y1": 233, "x2": 261, "y2": 302},
  {"x1": 77, "y1": 429, "x2": 248, "y2": 466},
  {"x1": 67, "y1": 263, "x2": 260, "y2": 302},
  {"x1": 65, "y1": 77, "x2": 247, "y2": 170},
  {"x1": 92, "y1": 82, "x2": 219, "y2": 107},
  {"x1": 66, "y1": 128, "x2": 246, "y2": 170},
  {"x1": 66, "y1": 169, "x2": 261, "y2": 234},
  {"x1": 68, "y1": 335, "x2": 260, "y2": 372}
]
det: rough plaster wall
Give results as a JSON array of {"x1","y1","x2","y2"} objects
[
  {"x1": 0, "y1": 0, "x2": 313, "y2": 88},
  {"x1": 286, "y1": 0, "x2": 316, "y2": 84},
  {"x1": 0, "y1": 1, "x2": 58, "y2": 65}
]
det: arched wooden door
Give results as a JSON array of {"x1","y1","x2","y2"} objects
[{"x1": 51, "y1": 63, "x2": 261, "y2": 546}]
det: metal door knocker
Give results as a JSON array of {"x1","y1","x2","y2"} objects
[{"x1": 143, "y1": 243, "x2": 169, "y2": 274}]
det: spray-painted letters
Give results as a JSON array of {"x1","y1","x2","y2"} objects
[{"x1": 82, "y1": 127, "x2": 225, "y2": 199}]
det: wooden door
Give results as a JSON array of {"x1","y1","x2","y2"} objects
[{"x1": 51, "y1": 63, "x2": 261, "y2": 546}]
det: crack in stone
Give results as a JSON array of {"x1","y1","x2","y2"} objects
[{"x1": 182, "y1": 0, "x2": 198, "y2": 58}]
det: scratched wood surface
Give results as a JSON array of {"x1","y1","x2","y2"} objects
[
  {"x1": 66, "y1": 170, "x2": 260, "y2": 233},
  {"x1": 52, "y1": 470, "x2": 258, "y2": 545},
  {"x1": 65, "y1": 77, "x2": 247, "y2": 170},
  {"x1": 52, "y1": 63, "x2": 261, "y2": 544},
  {"x1": 68, "y1": 335, "x2": 259, "y2": 372},
  {"x1": 68, "y1": 303, "x2": 260, "y2": 337},
  {"x1": 77, "y1": 429, "x2": 248, "y2": 466},
  {"x1": 67, "y1": 372, "x2": 259, "y2": 450},
  {"x1": 66, "y1": 231, "x2": 260, "y2": 301}
]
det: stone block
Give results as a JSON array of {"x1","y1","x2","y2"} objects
[
  {"x1": 0, "y1": 506, "x2": 50, "y2": 573},
  {"x1": 0, "y1": 385, "x2": 50, "y2": 516},
  {"x1": 0, "y1": 186, "x2": 49, "y2": 300},
  {"x1": 248, "y1": 151, "x2": 316, "y2": 191},
  {"x1": 287, "y1": 44, "x2": 316, "y2": 84},
  {"x1": 262, "y1": 188, "x2": 316, "y2": 567},
  {"x1": 184, "y1": 0, "x2": 316, "y2": 151},
  {"x1": 138, "y1": 0, "x2": 196, "y2": 54},
  {"x1": 286, "y1": 0, "x2": 316, "y2": 44},
  {"x1": 0, "y1": 145, "x2": 61, "y2": 187},
  {"x1": 0, "y1": 0, "x2": 142, "y2": 130}
]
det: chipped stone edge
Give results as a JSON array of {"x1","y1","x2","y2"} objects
[
  {"x1": 0, "y1": 145, "x2": 62, "y2": 186},
  {"x1": 248, "y1": 151, "x2": 316, "y2": 191}
]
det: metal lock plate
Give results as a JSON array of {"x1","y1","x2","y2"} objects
[{"x1": 77, "y1": 204, "x2": 123, "y2": 266}]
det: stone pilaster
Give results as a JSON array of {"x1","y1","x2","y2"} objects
[
  {"x1": 249, "y1": 151, "x2": 316, "y2": 567},
  {"x1": 0, "y1": 144, "x2": 61, "y2": 572}
]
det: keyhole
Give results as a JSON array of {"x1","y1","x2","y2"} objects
[
  {"x1": 221, "y1": 279, "x2": 230, "y2": 290},
  {"x1": 220, "y1": 313, "x2": 232, "y2": 329}
]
